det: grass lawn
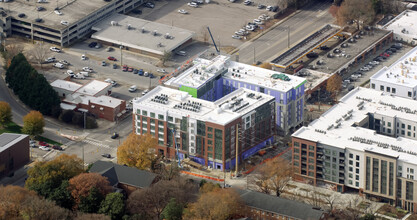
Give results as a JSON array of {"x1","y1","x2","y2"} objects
[{"x1": 0, "y1": 122, "x2": 62, "y2": 146}]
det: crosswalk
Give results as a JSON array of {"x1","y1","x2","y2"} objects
[{"x1": 82, "y1": 138, "x2": 111, "y2": 149}]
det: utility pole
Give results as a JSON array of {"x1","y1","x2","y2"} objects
[
  {"x1": 235, "y1": 124, "x2": 239, "y2": 177},
  {"x1": 253, "y1": 47, "x2": 256, "y2": 64},
  {"x1": 120, "y1": 44, "x2": 123, "y2": 66}
]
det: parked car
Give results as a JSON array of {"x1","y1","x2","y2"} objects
[
  {"x1": 257, "y1": 4, "x2": 265, "y2": 9},
  {"x1": 107, "y1": 56, "x2": 117, "y2": 61},
  {"x1": 144, "y1": 72, "x2": 149, "y2": 77},
  {"x1": 176, "y1": 51, "x2": 187, "y2": 56},
  {"x1": 50, "y1": 47, "x2": 61, "y2": 52},
  {"x1": 113, "y1": 64, "x2": 118, "y2": 69},
  {"x1": 138, "y1": 69, "x2": 144, "y2": 76},
  {"x1": 59, "y1": 60, "x2": 69, "y2": 65},
  {"x1": 369, "y1": 61, "x2": 379, "y2": 66},
  {"x1": 53, "y1": 63, "x2": 65, "y2": 69},
  {"x1": 188, "y1": 2, "x2": 198, "y2": 7},
  {"x1": 122, "y1": 65, "x2": 128, "y2": 72},
  {"x1": 88, "y1": 42, "x2": 97, "y2": 48},
  {"x1": 95, "y1": 43, "x2": 102, "y2": 49},
  {"x1": 149, "y1": 73, "x2": 154, "y2": 78},
  {"x1": 111, "y1": 132, "x2": 119, "y2": 139},
  {"x1": 128, "y1": 67, "x2": 133, "y2": 72},
  {"x1": 144, "y1": 2, "x2": 155, "y2": 8},
  {"x1": 54, "y1": 10, "x2": 63, "y2": 15},
  {"x1": 82, "y1": 67, "x2": 93, "y2": 72},
  {"x1": 67, "y1": 70, "x2": 74, "y2": 77},
  {"x1": 178, "y1": 9, "x2": 188, "y2": 14},
  {"x1": 157, "y1": 68, "x2": 167, "y2": 73},
  {"x1": 101, "y1": 153, "x2": 111, "y2": 158},
  {"x1": 52, "y1": 145, "x2": 63, "y2": 150},
  {"x1": 40, "y1": 146, "x2": 50, "y2": 151},
  {"x1": 18, "y1": 13, "x2": 25, "y2": 18},
  {"x1": 101, "y1": 61, "x2": 107, "y2": 66},
  {"x1": 243, "y1": 0, "x2": 252, "y2": 5},
  {"x1": 360, "y1": 67, "x2": 370, "y2": 71},
  {"x1": 232, "y1": 35, "x2": 242, "y2": 40},
  {"x1": 129, "y1": 85, "x2": 137, "y2": 92},
  {"x1": 45, "y1": 57, "x2": 56, "y2": 63},
  {"x1": 106, "y1": 47, "x2": 113, "y2": 52},
  {"x1": 142, "y1": 89, "x2": 149, "y2": 95},
  {"x1": 37, "y1": 7, "x2": 45, "y2": 11},
  {"x1": 61, "y1": 20, "x2": 69, "y2": 26},
  {"x1": 81, "y1": 54, "x2": 86, "y2": 60}
]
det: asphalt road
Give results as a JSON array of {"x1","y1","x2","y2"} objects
[{"x1": 236, "y1": 1, "x2": 335, "y2": 64}]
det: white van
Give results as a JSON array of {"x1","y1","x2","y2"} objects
[
  {"x1": 53, "y1": 62, "x2": 64, "y2": 69},
  {"x1": 74, "y1": 73, "x2": 85, "y2": 79},
  {"x1": 79, "y1": 71, "x2": 89, "y2": 77},
  {"x1": 129, "y1": 85, "x2": 137, "y2": 92}
]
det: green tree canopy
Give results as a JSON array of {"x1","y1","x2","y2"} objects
[
  {"x1": 161, "y1": 198, "x2": 184, "y2": 220},
  {"x1": 98, "y1": 192, "x2": 125, "y2": 220},
  {"x1": 0, "y1": 101, "x2": 12, "y2": 128},
  {"x1": 22, "y1": 110, "x2": 45, "y2": 137},
  {"x1": 78, "y1": 187, "x2": 105, "y2": 213}
]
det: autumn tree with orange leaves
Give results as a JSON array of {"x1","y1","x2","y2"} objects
[
  {"x1": 0, "y1": 101, "x2": 12, "y2": 128},
  {"x1": 117, "y1": 133, "x2": 157, "y2": 170},
  {"x1": 326, "y1": 73, "x2": 342, "y2": 100},
  {"x1": 183, "y1": 188, "x2": 243, "y2": 220},
  {"x1": 68, "y1": 173, "x2": 112, "y2": 209},
  {"x1": 249, "y1": 157, "x2": 292, "y2": 196},
  {"x1": 22, "y1": 110, "x2": 45, "y2": 137}
]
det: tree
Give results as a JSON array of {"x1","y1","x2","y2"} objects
[
  {"x1": 74, "y1": 213, "x2": 111, "y2": 220},
  {"x1": 0, "y1": 101, "x2": 12, "y2": 128},
  {"x1": 26, "y1": 154, "x2": 84, "y2": 199},
  {"x1": 199, "y1": 181, "x2": 221, "y2": 194},
  {"x1": 22, "y1": 110, "x2": 45, "y2": 137},
  {"x1": 117, "y1": 133, "x2": 157, "y2": 170},
  {"x1": 184, "y1": 189, "x2": 243, "y2": 220},
  {"x1": 153, "y1": 161, "x2": 180, "y2": 181},
  {"x1": 160, "y1": 51, "x2": 172, "y2": 66},
  {"x1": 59, "y1": 110, "x2": 74, "y2": 123},
  {"x1": 30, "y1": 41, "x2": 50, "y2": 68},
  {"x1": 161, "y1": 198, "x2": 183, "y2": 220},
  {"x1": 68, "y1": 173, "x2": 112, "y2": 209},
  {"x1": 326, "y1": 74, "x2": 342, "y2": 100},
  {"x1": 98, "y1": 192, "x2": 125, "y2": 220},
  {"x1": 5, "y1": 43, "x2": 24, "y2": 62},
  {"x1": 250, "y1": 157, "x2": 292, "y2": 196},
  {"x1": 0, "y1": 185, "x2": 71, "y2": 220},
  {"x1": 336, "y1": 0, "x2": 375, "y2": 30},
  {"x1": 78, "y1": 187, "x2": 105, "y2": 213},
  {"x1": 49, "y1": 180, "x2": 74, "y2": 210},
  {"x1": 127, "y1": 178, "x2": 198, "y2": 219}
]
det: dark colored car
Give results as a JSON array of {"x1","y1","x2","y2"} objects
[
  {"x1": 122, "y1": 65, "x2": 128, "y2": 72},
  {"x1": 132, "y1": 9, "x2": 142, "y2": 14},
  {"x1": 391, "y1": 44, "x2": 402, "y2": 50},
  {"x1": 37, "y1": 7, "x2": 45, "y2": 11},
  {"x1": 101, "y1": 153, "x2": 111, "y2": 158},
  {"x1": 144, "y1": 2, "x2": 155, "y2": 8},
  {"x1": 138, "y1": 69, "x2": 144, "y2": 76},
  {"x1": 149, "y1": 73, "x2": 154, "y2": 78},
  {"x1": 52, "y1": 145, "x2": 63, "y2": 150},
  {"x1": 35, "y1": 18, "x2": 43, "y2": 23},
  {"x1": 107, "y1": 56, "x2": 117, "y2": 61},
  {"x1": 306, "y1": 52, "x2": 318, "y2": 58},
  {"x1": 133, "y1": 69, "x2": 138, "y2": 74},
  {"x1": 113, "y1": 63, "x2": 118, "y2": 69},
  {"x1": 88, "y1": 42, "x2": 97, "y2": 48},
  {"x1": 111, "y1": 132, "x2": 119, "y2": 139},
  {"x1": 18, "y1": 13, "x2": 25, "y2": 18}
]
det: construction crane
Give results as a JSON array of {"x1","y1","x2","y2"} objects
[
  {"x1": 172, "y1": 128, "x2": 182, "y2": 168},
  {"x1": 207, "y1": 26, "x2": 220, "y2": 55}
]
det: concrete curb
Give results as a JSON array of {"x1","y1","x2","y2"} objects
[{"x1": 229, "y1": 10, "x2": 301, "y2": 55}]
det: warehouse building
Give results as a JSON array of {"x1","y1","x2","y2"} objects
[
  {"x1": 292, "y1": 87, "x2": 417, "y2": 212},
  {"x1": 91, "y1": 14, "x2": 195, "y2": 58},
  {"x1": 383, "y1": 10, "x2": 417, "y2": 46},
  {"x1": 133, "y1": 86, "x2": 276, "y2": 170},
  {"x1": 164, "y1": 55, "x2": 306, "y2": 134},
  {"x1": 0, "y1": 0, "x2": 144, "y2": 47},
  {"x1": 371, "y1": 46, "x2": 417, "y2": 100}
]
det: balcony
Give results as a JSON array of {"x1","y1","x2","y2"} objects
[{"x1": 317, "y1": 150, "x2": 323, "y2": 155}]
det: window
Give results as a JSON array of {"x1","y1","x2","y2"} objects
[
  {"x1": 349, "y1": 160, "x2": 353, "y2": 165},
  {"x1": 411, "y1": 169, "x2": 414, "y2": 174},
  {"x1": 371, "y1": 83, "x2": 375, "y2": 89},
  {"x1": 392, "y1": 88, "x2": 396, "y2": 94},
  {"x1": 309, "y1": 145, "x2": 315, "y2": 151},
  {"x1": 356, "y1": 182, "x2": 359, "y2": 187},
  {"x1": 356, "y1": 168, "x2": 359, "y2": 174},
  {"x1": 408, "y1": 91, "x2": 412, "y2": 97},
  {"x1": 380, "y1": 85, "x2": 384, "y2": 91},
  {"x1": 388, "y1": 128, "x2": 392, "y2": 133},
  {"x1": 356, "y1": 162, "x2": 360, "y2": 167},
  {"x1": 409, "y1": 125, "x2": 412, "y2": 130},
  {"x1": 168, "y1": 116, "x2": 173, "y2": 122},
  {"x1": 402, "y1": 124, "x2": 406, "y2": 129},
  {"x1": 387, "y1": 87, "x2": 391, "y2": 92},
  {"x1": 142, "y1": 110, "x2": 148, "y2": 116},
  {"x1": 309, "y1": 152, "x2": 314, "y2": 157},
  {"x1": 150, "y1": 112, "x2": 155, "y2": 118},
  {"x1": 402, "y1": 130, "x2": 405, "y2": 135},
  {"x1": 408, "y1": 131, "x2": 411, "y2": 136},
  {"x1": 158, "y1": 121, "x2": 164, "y2": 126},
  {"x1": 356, "y1": 175, "x2": 359, "y2": 180},
  {"x1": 158, "y1": 114, "x2": 164, "y2": 120},
  {"x1": 349, "y1": 173, "x2": 353, "y2": 178},
  {"x1": 349, "y1": 153, "x2": 353, "y2": 159},
  {"x1": 294, "y1": 148, "x2": 299, "y2": 153},
  {"x1": 208, "y1": 140, "x2": 213, "y2": 145},
  {"x1": 356, "y1": 155, "x2": 360, "y2": 160},
  {"x1": 399, "y1": 166, "x2": 402, "y2": 171},
  {"x1": 388, "y1": 122, "x2": 391, "y2": 127},
  {"x1": 136, "y1": 109, "x2": 141, "y2": 114},
  {"x1": 294, "y1": 142, "x2": 300, "y2": 147},
  {"x1": 349, "y1": 167, "x2": 353, "y2": 172},
  {"x1": 309, "y1": 165, "x2": 314, "y2": 170},
  {"x1": 309, "y1": 158, "x2": 314, "y2": 163},
  {"x1": 293, "y1": 161, "x2": 299, "y2": 166}
]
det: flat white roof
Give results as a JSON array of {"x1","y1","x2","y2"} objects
[
  {"x1": 371, "y1": 46, "x2": 417, "y2": 88},
  {"x1": 133, "y1": 86, "x2": 275, "y2": 125},
  {"x1": 92, "y1": 14, "x2": 195, "y2": 55},
  {"x1": 75, "y1": 80, "x2": 111, "y2": 96},
  {"x1": 384, "y1": 10, "x2": 417, "y2": 39},
  {"x1": 51, "y1": 79, "x2": 83, "y2": 92},
  {"x1": 165, "y1": 55, "x2": 306, "y2": 92},
  {"x1": 90, "y1": 95, "x2": 124, "y2": 108},
  {"x1": 293, "y1": 87, "x2": 417, "y2": 163}
]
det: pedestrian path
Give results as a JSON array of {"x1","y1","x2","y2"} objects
[{"x1": 82, "y1": 138, "x2": 111, "y2": 149}]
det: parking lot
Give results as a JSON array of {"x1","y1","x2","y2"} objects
[{"x1": 130, "y1": 0, "x2": 279, "y2": 48}]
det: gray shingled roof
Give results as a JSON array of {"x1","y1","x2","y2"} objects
[
  {"x1": 89, "y1": 161, "x2": 157, "y2": 188},
  {"x1": 235, "y1": 189, "x2": 325, "y2": 220}
]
